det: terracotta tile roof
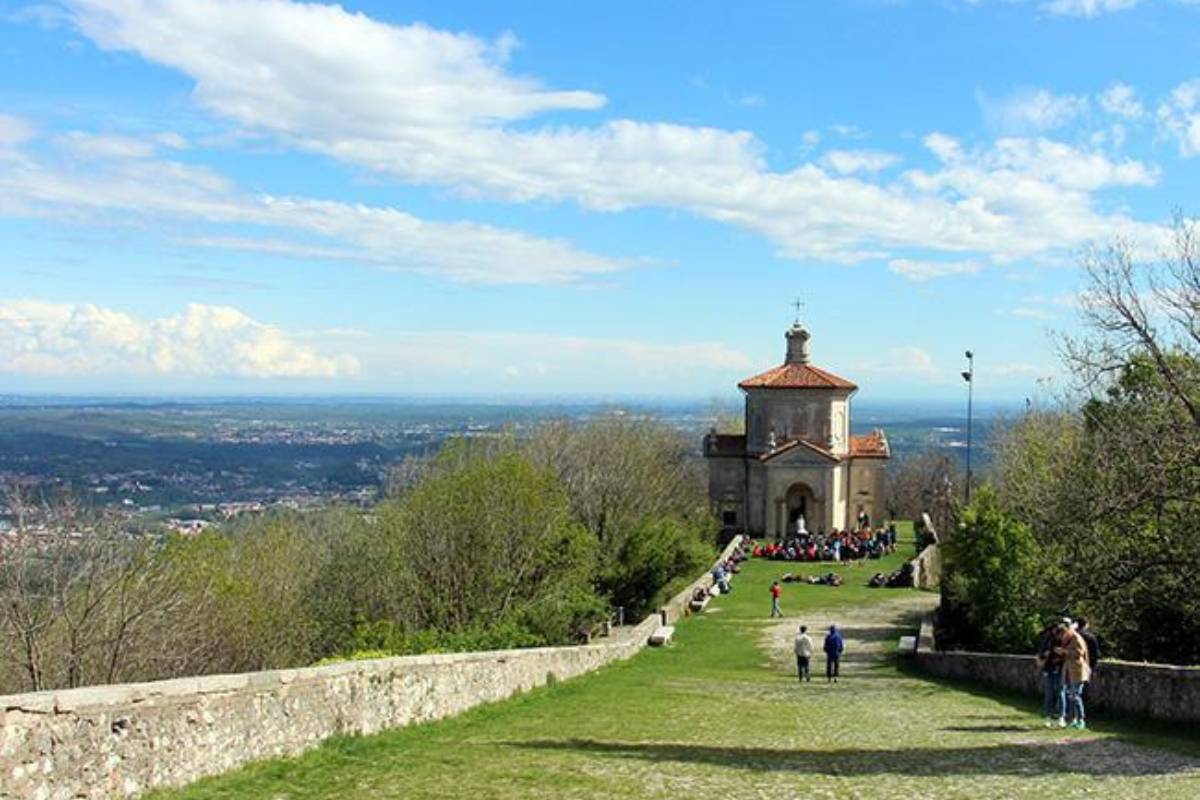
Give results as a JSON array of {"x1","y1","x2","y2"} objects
[
  {"x1": 738, "y1": 363, "x2": 858, "y2": 391},
  {"x1": 758, "y1": 438, "x2": 840, "y2": 463},
  {"x1": 849, "y1": 429, "x2": 890, "y2": 459}
]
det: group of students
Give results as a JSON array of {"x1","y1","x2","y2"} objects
[
  {"x1": 751, "y1": 524, "x2": 898, "y2": 564},
  {"x1": 710, "y1": 541, "x2": 750, "y2": 594},
  {"x1": 792, "y1": 624, "x2": 846, "y2": 683},
  {"x1": 1037, "y1": 616, "x2": 1100, "y2": 730}
]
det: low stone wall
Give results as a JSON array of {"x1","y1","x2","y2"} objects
[
  {"x1": 914, "y1": 616, "x2": 1200, "y2": 723},
  {"x1": 659, "y1": 535, "x2": 744, "y2": 624},
  {"x1": 1, "y1": 620, "x2": 658, "y2": 800},
  {"x1": 908, "y1": 543, "x2": 941, "y2": 590}
]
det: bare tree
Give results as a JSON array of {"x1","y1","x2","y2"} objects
[{"x1": 1066, "y1": 212, "x2": 1200, "y2": 426}]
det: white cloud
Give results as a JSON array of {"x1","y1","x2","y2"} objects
[
  {"x1": 1042, "y1": 0, "x2": 1140, "y2": 16},
  {"x1": 1098, "y1": 82, "x2": 1145, "y2": 120},
  {"x1": 0, "y1": 114, "x2": 36, "y2": 149},
  {"x1": 0, "y1": 133, "x2": 635, "y2": 285},
  {"x1": 1011, "y1": 306, "x2": 1056, "y2": 320},
  {"x1": 58, "y1": 1, "x2": 1170, "y2": 268},
  {"x1": 1157, "y1": 79, "x2": 1200, "y2": 157},
  {"x1": 980, "y1": 88, "x2": 1090, "y2": 133},
  {"x1": 345, "y1": 330, "x2": 754, "y2": 392},
  {"x1": 980, "y1": 361, "x2": 1045, "y2": 377},
  {"x1": 0, "y1": 300, "x2": 358, "y2": 378},
  {"x1": 821, "y1": 149, "x2": 899, "y2": 175},
  {"x1": 856, "y1": 346, "x2": 941, "y2": 381},
  {"x1": 888, "y1": 259, "x2": 983, "y2": 281}
]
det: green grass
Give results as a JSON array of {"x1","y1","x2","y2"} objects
[{"x1": 154, "y1": 529, "x2": 1200, "y2": 799}]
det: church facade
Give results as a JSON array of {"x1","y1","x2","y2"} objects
[{"x1": 704, "y1": 323, "x2": 889, "y2": 537}]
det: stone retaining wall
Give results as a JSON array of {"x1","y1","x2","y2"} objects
[
  {"x1": 1, "y1": 539, "x2": 743, "y2": 800},
  {"x1": 914, "y1": 616, "x2": 1200, "y2": 723},
  {"x1": 659, "y1": 535, "x2": 744, "y2": 624}
]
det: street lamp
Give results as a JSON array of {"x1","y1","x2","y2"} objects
[{"x1": 960, "y1": 350, "x2": 974, "y2": 505}]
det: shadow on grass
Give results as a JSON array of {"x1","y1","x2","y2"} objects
[
  {"x1": 895, "y1": 660, "x2": 1200, "y2": 758},
  {"x1": 508, "y1": 737, "x2": 1200, "y2": 777},
  {"x1": 941, "y1": 725, "x2": 1029, "y2": 733}
]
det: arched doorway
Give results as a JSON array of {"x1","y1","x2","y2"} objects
[{"x1": 785, "y1": 482, "x2": 816, "y2": 536}]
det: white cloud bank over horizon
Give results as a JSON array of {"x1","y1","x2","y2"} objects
[
  {"x1": 0, "y1": 298, "x2": 757, "y2": 389},
  {"x1": 0, "y1": 299, "x2": 360, "y2": 378}
]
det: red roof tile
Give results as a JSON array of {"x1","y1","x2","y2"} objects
[
  {"x1": 738, "y1": 363, "x2": 858, "y2": 391},
  {"x1": 849, "y1": 430, "x2": 890, "y2": 459}
]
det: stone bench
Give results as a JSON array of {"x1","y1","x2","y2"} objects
[
  {"x1": 648, "y1": 626, "x2": 675, "y2": 646},
  {"x1": 689, "y1": 596, "x2": 711, "y2": 613}
]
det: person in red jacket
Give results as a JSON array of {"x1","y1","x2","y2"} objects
[{"x1": 770, "y1": 580, "x2": 783, "y2": 618}]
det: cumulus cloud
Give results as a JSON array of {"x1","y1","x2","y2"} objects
[
  {"x1": 60, "y1": 0, "x2": 1169, "y2": 268},
  {"x1": 1157, "y1": 79, "x2": 1200, "y2": 157},
  {"x1": 0, "y1": 300, "x2": 359, "y2": 378},
  {"x1": 888, "y1": 259, "x2": 983, "y2": 281},
  {"x1": 979, "y1": 88, "x2": 1090, "y2": 133},
  {"x1": 1099, "y1": 82, "x2": 1145, "y2": 120},
  {"x1": 0, "y1": 130, "x2": 634, "y2": 284},
  {"x1": 821, "y1": 149, "x2": 900, "y2": 175},
  {"x1": 1042, "y1": 0, "x2": 1140, "y2": 16}
]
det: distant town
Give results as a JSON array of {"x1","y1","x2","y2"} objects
[{"x1": 0, "y1": 397, "x2": 995, "y2": 538}]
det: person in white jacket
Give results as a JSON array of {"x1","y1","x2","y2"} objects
[{"x1": 794, "y1": 624, "x2": 814, "y2": 683}]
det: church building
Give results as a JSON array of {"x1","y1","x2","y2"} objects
[{"x1": 704, "y1": 323, "x2": 889, "y2": 537}]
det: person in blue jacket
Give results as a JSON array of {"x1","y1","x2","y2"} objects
[{"x1": 824, "y1": 625, "x2": 845, "y2": 683}]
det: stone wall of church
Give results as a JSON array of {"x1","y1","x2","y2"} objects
[
  {"x1": 745, "y1": 390, "x2": 850, "y2": 454},
  {"x1": 765, "y1": 465, "x2": 835, "y2": 536},
  {"x1": 707, "y1": 457, "x2": 746, "y2": 528},
  {"x1": 848, "y1": 459, "x2": 886, "y2": 526}
]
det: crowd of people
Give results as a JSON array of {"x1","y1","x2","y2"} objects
[
  {"x1": 751, "y1": 522, "x2": 898, "y2": 563},
  {"x1": 1037, "y1": 616, "x2": 1100, "y2": 730}
]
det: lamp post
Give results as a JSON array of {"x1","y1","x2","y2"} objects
[{"x1": 960, "y1": 351, "x2": 974, "y2": 505}]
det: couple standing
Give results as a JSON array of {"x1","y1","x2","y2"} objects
[
  {"x1": 1037, "y1": 617, "x2": 1098, "y2": 729},
  {"x1": 793, "y1": 624, "x2": 845, "y2": 683}
]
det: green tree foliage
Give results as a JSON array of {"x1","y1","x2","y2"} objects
[
  {"x1": 959, "y1": 216, "x2": 1200, "y2": 665},
  {"x1": 941, "y1": 487, "x2": 1045, "y2": 653},
  {"x1": 0, "y1": 417, "x2": 715, "y2": 693},
  {"x1": 599, "y1": 515, "x2": 714, "y2": 617}
]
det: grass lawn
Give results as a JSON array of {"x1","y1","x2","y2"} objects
[{"x1": 155, "y1": 530, "x2": 1200, "y2": 799}]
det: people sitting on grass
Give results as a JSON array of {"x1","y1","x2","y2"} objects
[
  {"x1": 711, "y1": 563, "x2": 732, "y2": 594},
  {"x1": 752, "y1": 526, "x2": 895, "y2": 564}
]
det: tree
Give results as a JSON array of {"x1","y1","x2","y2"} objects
[{"x1": 941, "y1": 487, "x2": 1045, "y2": 653}]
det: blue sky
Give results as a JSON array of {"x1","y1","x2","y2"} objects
[{"x1": 1, "y1": 0, "x2": 1198, "y2": 402}]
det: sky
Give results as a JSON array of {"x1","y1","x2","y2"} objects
[{"x1": 1, "y1": 0, "x2": 1198, "y2": 402}]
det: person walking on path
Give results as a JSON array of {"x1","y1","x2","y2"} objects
[
  {"x1": 1062, "y1": 622, "x2": 1092, "y2": 729},
  {"x1": 794, "y1": 625, "x2": 814, "y2": 682},
  {"x1": 770, "y1": 581, "x2": 783, "y2": 618},
  {"x1": 1036, "y1": 620, "x2": 1068, "y2": 727},
  {"x1": 824, "y1": 625, "x2": 844, "y2": 683}
]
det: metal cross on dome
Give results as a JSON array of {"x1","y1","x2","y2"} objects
[{"x1": 792, "y1": 296, "x2": 805, "y2": 325}]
